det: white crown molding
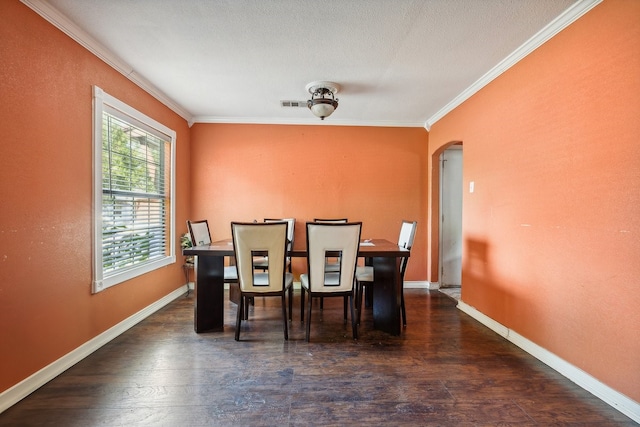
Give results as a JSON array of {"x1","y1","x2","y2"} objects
[
  {"x1": 457, "y1": 300, "x2": 640, "y2": 424},
  {"x1": 425, "y1": 0, "x2": 603, "y2": 129},
  {"x1": 20, "y1": 0, "x2": 193, "y2": 122},
  {"x1": 189, "y1": 115, "x2": 426, "y2": 128},
  {"x1": 0, "y1": 286, "x2": 186, "y2": 414}
]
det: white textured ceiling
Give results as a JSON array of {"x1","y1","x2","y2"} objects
[{"x1": 34, "y1": 0, "x2": 586, "y2": 127}]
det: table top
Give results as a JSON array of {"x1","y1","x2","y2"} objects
[{"x1": 184, "y1": 238, "x2": 410, "y2": 258}]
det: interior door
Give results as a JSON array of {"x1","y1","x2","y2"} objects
[{"x1": 439, "y1": 146, "x2": 463, "y2": 287}]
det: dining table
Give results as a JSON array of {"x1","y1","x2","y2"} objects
[{"x1": 183, "y1": 238, "x2": 410, "y2": 336}]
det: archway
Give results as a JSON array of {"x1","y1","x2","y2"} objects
[{"x1": 429, "y1": 141, "x2": 463, "y2": 297}]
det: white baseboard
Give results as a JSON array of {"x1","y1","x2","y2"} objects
[
  {"x1": 457, "y1": 300, "x2": 640, "y2": 423},
  {"x1": 0, "y1": 286, "x2": 187, "y2": 414},
  {"x1": 404, "y1": 280, "x2": 438, "y2": 289}
]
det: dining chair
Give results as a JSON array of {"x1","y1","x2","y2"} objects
[
  {"x1": 231, "y1": 221, "x2": 293, "y2": 341},
  {"x1": 187, "y1": 219, "x2": 212, "y2": 246},
  {"x1": 252, "y1": 218, "x2": 295, "y2": 319},
  {"x1": 300, "y1": 221, "x2": 361, "y2": 341},
  {"x1": 254, "y1": 218, "x2": 295, "y2": 273},
  {"x1": 312, "y1": 218, "x2": 348, "y2": 311},
  {"x1": 188, "y1": 219, "x2": 243, "y2": 315},
  {"x1": 356, "y1": 220, "x2": 417, "y2": 326},
  {"x1": 187, "y1": 219, "x2": 238, "y2": 284}
]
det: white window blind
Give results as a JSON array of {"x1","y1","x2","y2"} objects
[{"x1": 92, "y1": 86, "x2": 176, "y2": 293}]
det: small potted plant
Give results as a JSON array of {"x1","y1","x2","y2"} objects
[{"x1": 181, "y1": 233, "x2": 194, "y2": 264}]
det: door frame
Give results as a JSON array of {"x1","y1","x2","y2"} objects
[
  {"x1": 438, "y1": 144, "x2": 463, "y2": 288},
  {"x1": 428, "y1": 141, "x2": 463, "y2": 290}
]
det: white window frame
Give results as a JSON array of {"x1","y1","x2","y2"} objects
[{"x1": 92, "y1": 86, "x2": 176, "y2": 293}]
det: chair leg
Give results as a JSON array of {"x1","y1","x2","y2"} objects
[
  {"x1": 305, "y1": 294, "x2": 313, "y2": 342},
  {"x1": 300, "y1": 287, "x2": 305, "y2": 322},
  {"x1": 343, "y1": 295, "x2": 348, "y2": 323},
  {"x1": 288, "y1": 286, "x2": 293, "y2": 322},
  {"x1": 356, "y1": 281, "x2": 363, "y2": 325},
  {"x1": 183, "y1": 264, "x2": 191, "y2": 296},
  {"x1": 281, "y1": 293, "x2": 289, "y2": 340},
  {"x1": 235, "y1": 294, "x2": 243, "y2": 341},
  {"x1": 364, "y1": 283, "x2": 373, "y2": 307},
  {"x1": 401, "y1": 286, "x2": 407, "y2": 327},
  {"x1": 350, "y1": 294, "x2": 358, "y2": 340}
]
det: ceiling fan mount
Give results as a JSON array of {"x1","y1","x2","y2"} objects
[{"x1": 305, "y1": 81, "x2": 341, "y2": 120}]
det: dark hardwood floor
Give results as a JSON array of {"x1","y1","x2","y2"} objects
[{"x1": 1, "y1": 289, "x2": 635, "y2": 426}]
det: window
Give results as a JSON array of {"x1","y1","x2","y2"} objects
[{"x1": 92, "y1": 86, "x2": 176, "y2": 293}]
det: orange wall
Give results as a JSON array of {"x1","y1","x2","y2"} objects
[
  {"x1": 0, "y1": 2, "x2": 191, "y2": 393},
  {"x1": 189, "y1": 124, "x2": 429, "y2": 280},
  {"x1": 429, "y1": 0, "x2": 640, "y2": 401},
  {"x1": 2, "y1": 0, "x2": 638, "y2": 408}
]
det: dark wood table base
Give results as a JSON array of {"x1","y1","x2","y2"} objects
[
  {"x1": 194, "y1": 256, "x2": 225, "y2": 332},
  {"x1": 370, "y1": 256, "x2": 402, "y2": 336}
]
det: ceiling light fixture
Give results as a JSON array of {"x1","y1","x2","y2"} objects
[{"x1": 306, "y1": 81, "x2": 340, "y2": 120}]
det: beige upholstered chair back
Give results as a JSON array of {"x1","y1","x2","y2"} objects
[
  {"x1": 398, "y1": 220, "x2": 417, "y2": 275},
  {"x1": 232, "y1": 222, "x2": 288, "y2": 293},
  {"x1": 306, "y1": 222, "x2": 361, "y2": 294},
  {"x1": 264, "y1": 218, "x2": 295, "y2": 249},
  {"x1": 187, "y1": 219, "x2": 212, "y2": 246},
  {"x1": 313, "y1": 218, "x2": 348, "y2": 223},
  {"x1": 398, "y1": 220, "x2": 417, "y2": 250}
]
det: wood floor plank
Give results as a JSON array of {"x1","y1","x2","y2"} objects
[{"x1": 0, "y1": 289, "x2": 635, "y2": 426}]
